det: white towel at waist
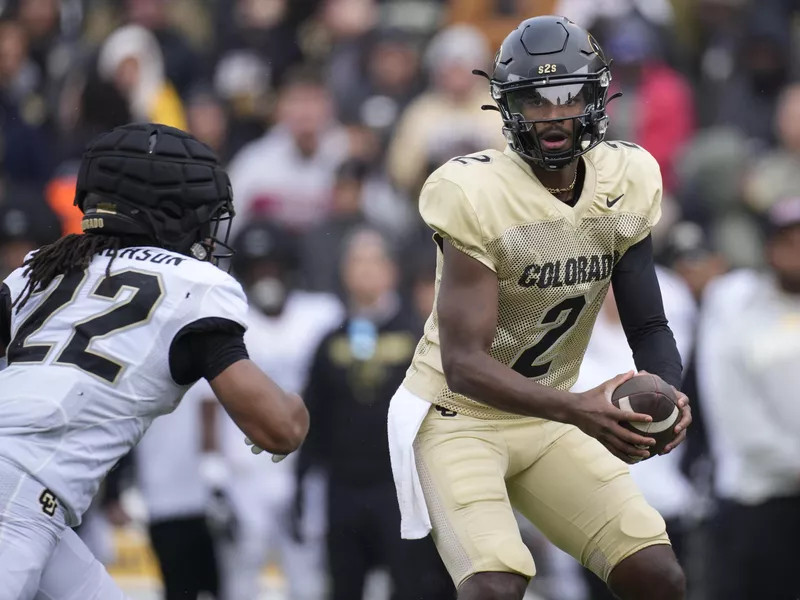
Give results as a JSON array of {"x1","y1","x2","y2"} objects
[{"x1": 387, "y1": 385, "x2": 433, "y2": 539}]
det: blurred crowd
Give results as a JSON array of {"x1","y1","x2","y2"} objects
[{"x1": 1, "y1": 0, "x2": 799, "y2": 599}]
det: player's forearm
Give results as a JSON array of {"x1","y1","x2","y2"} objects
[
  {"x1": 445, "y1": 350, "x2": 576, "y2": 421},
  {"x1": 612, "y1": 235, "x2": 683, "y2": 389},
  {"x1": 212, "y1": 360, "x2": 310, "y2": 455}
]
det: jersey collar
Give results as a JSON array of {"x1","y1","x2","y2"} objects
[{"x1": 503, "y1": 146, "x2": 598, "y2": 226}]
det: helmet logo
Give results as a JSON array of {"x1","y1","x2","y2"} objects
[{"x1": 494, "y1": 47, "x2": 503, "y2": 72}]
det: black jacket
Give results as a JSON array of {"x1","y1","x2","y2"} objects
[{"x1": 298, "y1": 307, "x2": 420, "y2": 486}]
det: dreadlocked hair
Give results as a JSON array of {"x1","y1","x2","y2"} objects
[{"x1": 13, "y1": 233, "x2": 127, "y2": 312}]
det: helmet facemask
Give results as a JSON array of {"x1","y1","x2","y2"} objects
[
  {"x1": 190, "y1": 199, "x2": 236, "y2": 269},
  {"x1": 492, "y1": 68, "x2": 614, "y2": 170}
]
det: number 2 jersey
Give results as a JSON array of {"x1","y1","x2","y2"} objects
[
  {"x1": 404, "y1": 142, "x2": 663, "y2": 420},
  {"x1": 0, "y1": 247, "x2": 248, "y2": 525}
]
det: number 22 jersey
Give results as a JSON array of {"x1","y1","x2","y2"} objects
[
  {"x1": 404, "y1": 142, "x2": 663, "y2": 420},
  {"x1": 0, "y1": 247, "x2": 248, "y2": 525}
]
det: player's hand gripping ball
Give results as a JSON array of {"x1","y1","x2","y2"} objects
[{"x1": 611, "y1": 374, "x2": 680, "y2": 461}]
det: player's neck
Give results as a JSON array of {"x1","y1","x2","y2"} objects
[{"x1": 529, "y1": 159, "x2": 582, "y2": 204}]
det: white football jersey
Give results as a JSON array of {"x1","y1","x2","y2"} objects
[{"x1": 0, "y1": 246, "x2": 248, "y2": 525}]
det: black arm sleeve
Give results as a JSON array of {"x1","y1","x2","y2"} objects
[
  {"x1": 1, "y1": 283, "x2": 11, "y2": 349},
  {"x1": 611, "y1": 235, "x2": 683, "y2": 389},
  {"x1": 169, "y1": 317, "x2": 249, "y2": 386}
]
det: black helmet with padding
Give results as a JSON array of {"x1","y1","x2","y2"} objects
[{"x1": 75, "y1": 123, "x2": 235, "y2": 262}]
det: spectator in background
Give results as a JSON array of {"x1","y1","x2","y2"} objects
[
  {"x1": 98, "y1": 24, "x2": 187, "y2": 129},
  {"x1": 386, "y1": 24, "x2": 504, "y2": 197},
  {"x1": 14, "y1": 0, "x2": 64, "y2": 78},
  {"x1": 318, "y1": 0, "x2": 380, "y2": 105},
  {"x1": 13, "y1": 0, "x2": 80, "y2": 125},
  {"x1": 713, "y1": 8, "x2": 791, "y2": 148},
  {"x1": 200, "y1": 220, "x2": 342, "y2": 600},
  {"x1": 699, "y1": 196, "x2": 800, "y2": 600},
  {"x1": 298, "y1": 227, "x2": 453, "y2": 600},
  {"x1": 691, "y1": 0, "x2": 748, "y2": 128},
  {"x1": 0, "y1": 18, "x2": 53, "y2": 186},
  {"x1": 227, "y1": 66, "x2": 350, "y2": 232},
  {"x1": 302, "y1": 158, "x2": 414, "y2": 295},
  {"x1": 213, "y1": 0, "x2": 303, "y2": 150},
  {"x1": 303, "y1": 159, "x2": 374, "y2": 295},
  {"x1": 744, "y1": 83, "x2": 800, "y2": 215},
  {"x1": 124, "y1": 0, "x2": 200, "y2": 99},
  {"x1": 185, "y1": 86, "x2": 232, "y2": 164},
  {"x1": 602, "y1": 15, "x2": 695, "y2": 193},
  {"x1": 335, "y1": 28, "x2": 422, "y2": 154}
]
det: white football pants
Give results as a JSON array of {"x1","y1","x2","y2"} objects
[{"x1": 0, "y1": 458, "x2": 128, "y2": 600}]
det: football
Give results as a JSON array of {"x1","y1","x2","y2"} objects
[{"x1": 611, "y1": 374, "x2": 680, "y2": 460}]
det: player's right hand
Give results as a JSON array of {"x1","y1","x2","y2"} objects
[{"x1": 571, "y1": 371, "x2": 657, "y2": 464}]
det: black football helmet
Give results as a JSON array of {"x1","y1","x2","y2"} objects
[
  {"x1": 231, "y1": 219, "x2": 298, "y2": 280},
  {"x1": 477, "y1": 16, "x2": 617, "y2": 170},
  {"x1": 231, "y1": 219, "x2": 298, "y2": 314},
  {"x1": 74, "y1": 123, "x2": 235, "y2": 263}
]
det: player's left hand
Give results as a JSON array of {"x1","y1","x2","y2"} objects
[
  {"x1": 637, "y1": 371, "x2": 692, "y2": 455},
  {"x1": 244, "y1": 437, "x2": 288, "y2": 463}
]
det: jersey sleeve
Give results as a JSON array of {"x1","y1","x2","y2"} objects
[
  {"x1": 194, "y1": 274, "x2": 250, "y2": 330},
  {"x1": 169, "y1": 273, "x2": 251, "y2": 385},
  {"x1": 419, "y1": 176, "x2": 495, "y2": 271}
]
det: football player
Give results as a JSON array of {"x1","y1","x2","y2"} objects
[
  {"x1": 0, "y1": 123, "x2": 309, "y2": 600},
  {"x1": 386, "y1": 16, "x2": 692, "y2": 600}
]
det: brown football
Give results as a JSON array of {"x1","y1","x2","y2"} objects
[{"x1": 611, "y1": 374, "x2": 680, "y2": 460}]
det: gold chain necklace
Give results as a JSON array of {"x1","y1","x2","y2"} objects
[{"x1": 545, "y1": 167, "x2": 578, "y2": 195}]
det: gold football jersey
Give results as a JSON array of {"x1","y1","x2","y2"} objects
[{"x1": 404, "y1": 142, "x2": 663, "y2": 419}]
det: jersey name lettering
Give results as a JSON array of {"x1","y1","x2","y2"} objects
[
  {"x1": 517, "y1": 252, "x2": 618, "y2": 289},
  {"x1": 102, "y1": 247, "x2": 185, "y2": 266}
]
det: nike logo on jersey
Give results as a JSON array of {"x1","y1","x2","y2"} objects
[
  {"x1": 518, "y1": 252, "x2": 620, "y2": 289},
  {"x1": 607, "y1": 194, "x2": 624, "y2": 208}
]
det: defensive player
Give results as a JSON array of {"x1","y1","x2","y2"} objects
[
  {"x1": 0, "y1": 123, "x2": 309, "y2": 600},
  {"x1": 387, "y1": 16, "x2": 692, "y2": 600}
]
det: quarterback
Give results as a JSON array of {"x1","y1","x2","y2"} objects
[
  {"x1": 387, "y1": 16, "x2": 691, "y2": 600},
  {"x1": 0, "y1": 124, "x2": 309, "y2": 600}
]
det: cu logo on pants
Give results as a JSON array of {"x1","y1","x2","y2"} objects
[{"x1": 39, "y1": 489, "x2": 58, "y2": 517}]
